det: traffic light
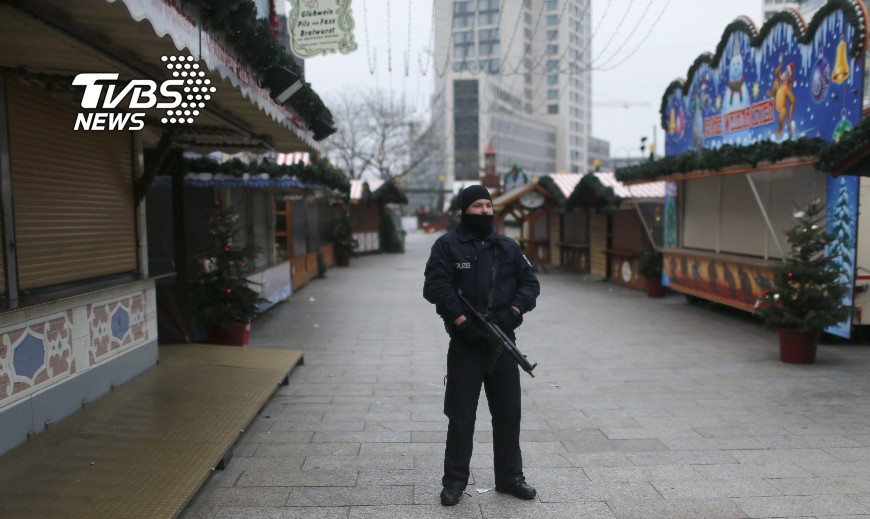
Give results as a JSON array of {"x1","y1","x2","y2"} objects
[{"x1": 640, "y1": 136, "x2": 648, "y2": 153}]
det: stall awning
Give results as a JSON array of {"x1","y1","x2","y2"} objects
[
  {"x1": 0, "y1": 0, "x2": 322, "y2": 154},
  {"x1": 152, "y1": 173, "x2": 323, "y2": 190},
  {"x1": 542, "y1": 173, "x2": 665, "y2": 203},
  {"x1": 276, "y1": 152, "x2": 312, "y2": 165}
]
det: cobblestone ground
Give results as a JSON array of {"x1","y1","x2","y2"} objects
[{"x1": 182, "y1": 231, "x2": 870, "y2": 519}]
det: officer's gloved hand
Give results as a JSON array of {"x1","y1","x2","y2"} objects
[
  {"x1": 454, "y1": 319, "x2": 488, "y2": 348},
  {"x1": 495, "y1": 308, "x2": 523, "y2": 331}
]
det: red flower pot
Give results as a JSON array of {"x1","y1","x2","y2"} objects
[
  {"x1": 337, "y1": 256, "x2": 350, "y2": 267},
  {"x1": 777, "y1": 328, "x2": 820, "y2": 364},
  {"x1": 645, "y1": 277, "x2": 665, "y2": 298},
  {"x1": 208, "y1": 321, "x2": 250, "y2": 347}
]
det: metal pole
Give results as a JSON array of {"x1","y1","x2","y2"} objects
[
  {"x1": 746, "y1": 175, "x2": 785, "y2": 260},
  {"x1": 626, "y1": 184, "x2": 658, "y2": 249}
]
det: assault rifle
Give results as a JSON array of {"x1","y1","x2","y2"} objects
[{"x1": 457, "y1": 289, "x2": 538, "y2": 378}]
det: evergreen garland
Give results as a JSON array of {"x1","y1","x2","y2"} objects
[
  {"x1": 565, "y1": 174, "x2": 622, "y2": 210},
  {"x1": 181, "y1": 155, "x2": 350, "y2": 193},
  {"x1": 184, "y1": 0, "x2": 334, "y2": 127},
  {"x1": 367, "y1": 181, "x2": 409, "y2": 205},
  {"x1": 659, "y1": 0, "x2": 868, "y2": 129},
  {"x1": 615, "y1": 137, "x2": 827, "y2": 183},
  {"x1": 754, "y1": 200, "x2": 850, "y2": 333},
  {"x1": 815, "y1": 116, "x2": 870, "y2": 175}
]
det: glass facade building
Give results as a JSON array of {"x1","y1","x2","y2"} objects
[{"x1": 433, "y1": 0, "x2": 593, "y2": 189}]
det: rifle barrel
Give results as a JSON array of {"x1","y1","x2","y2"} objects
[{"x1": 456, "y1": 290, "x2": 537, "y2": 377}]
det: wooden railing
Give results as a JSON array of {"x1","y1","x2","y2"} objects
[
  {"x1": 559, "y1": 242, "x2": 590, "y2": 273},
  {"x1": 518, "y1": 238, "x2": 549, "y2": 273}
]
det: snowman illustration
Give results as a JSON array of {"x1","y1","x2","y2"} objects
[{"x1": 724, "y1": 38, "x2": 750, "y2": 113}]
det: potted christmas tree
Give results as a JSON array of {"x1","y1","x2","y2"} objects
[
  {"x1": 754, "y1": 200, "x2": 849, "y2": 363},
  {"x1": 333, "y1": 211, "x2": 358, "y2": 267},
  {"x1": 637, "y1": 241, "x2": 665, "y2": 298},
  {"x1": 190, "y1": 202, "x2": 265, "y2": 346}
]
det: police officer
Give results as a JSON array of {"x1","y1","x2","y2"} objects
[{"x1": 423, "y1": 185, "x2": 540, "y2": 506}]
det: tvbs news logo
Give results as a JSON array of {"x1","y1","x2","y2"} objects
[{"x1": 73, "y1": 55, "x2": 216, "y2": 131}]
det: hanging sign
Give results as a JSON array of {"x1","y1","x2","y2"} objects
[{"x1": 288, "y1": 0, "x2": 358, "y2": 58}]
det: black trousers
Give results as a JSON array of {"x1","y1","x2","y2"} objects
[{"x1": 442, "y1": 337, "x2": 524, "y2": 490}]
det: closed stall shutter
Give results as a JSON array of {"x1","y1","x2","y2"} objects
[
  {"x1": 291, "y1": 201, "x2": 307, "y2": 257},
  {"x1": 6, "y1": 75, "x2": 136, "y2": 290},
  {"x1": 0, "y1": 219, "x2": 5, "y2": 295},
  {"x1": 590, "y1": 213, "x2": 608, "y2": 277},
  {"x1": 611, "y1": 210, "x2": 644, "y2": 251},
  {"x1": 548, "y1": 209, "x2": 561, "y2": 267},
  {"x1": 683, "y1": 177, "x2": 719, "y2": 251}
]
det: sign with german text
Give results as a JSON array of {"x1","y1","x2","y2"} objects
[
  {"x1": 662, "y1": 3, "x2": 865, "y2": 156},
  {"x1": 289, "y1": 0, "x2": 358, "y2": 58}
]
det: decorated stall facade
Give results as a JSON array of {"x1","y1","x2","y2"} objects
[
  {"x1": 146, "y1": 156, "x2": 347, "y2": 342},
  {"x1": 620, "y1": 0, "x2": 868, "y2": 338},
  {"x1": 0, "y1": 0, "x2": 333, "y2": 454}
]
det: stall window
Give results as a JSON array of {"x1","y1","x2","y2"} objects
[
  {"x1": 682, "y1": 166, "x2": 826, "y2": 258},
  {"x1": 562, "y1": 210, "x2": 588, "y2": 243},
  {"x1": 251, "y1": 190, "x2": 270, "y2": 269},
  {"x1": 682, "y1": 176, "x2": 719, "y2": 251},
  {"x1": 753, "y1": 166, "x2": 826, "y2": 259}
]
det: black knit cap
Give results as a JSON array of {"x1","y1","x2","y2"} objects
[{"x1": 460, "y1": 185, "x2": 492, "y2": 212}]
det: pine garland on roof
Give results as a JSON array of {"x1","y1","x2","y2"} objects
[
  {"x1": 185, "y1": 0, "x2": 334, "y2": 128},
  {"x1": 615, "y1": 137, "x2": 827, "y2": 183},
  {"x1": 566, "y1": 174, "x2": 622, "y2": 210},
  {"x1": 815, "y1": 116, "x2": 870, "y2": 175}
]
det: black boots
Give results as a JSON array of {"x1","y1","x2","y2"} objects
[
  {"x1": 496, "y1": 480, "x2": 537, "y2": 500},
  {"x1": 440, "y1": 487, "x2": 463, "y2": 506},
  {"x1": 441, "y1": 481, "x2": 537, "y2": 505}
]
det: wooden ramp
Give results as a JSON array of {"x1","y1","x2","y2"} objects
[{"x1": 0, "y1": 344, "x2": 303, "y2": 519}]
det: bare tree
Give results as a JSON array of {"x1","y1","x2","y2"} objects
[{"x1": 322, "y1": 89, "x2": 439, "y2": 182}]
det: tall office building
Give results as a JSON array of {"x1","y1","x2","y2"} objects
[
  {"x1": 762, "y1": 0, "x2": 831, "y2": 20},
  {"x1": 432, "y1": 0, "x2": 593, "y2": 190},
  {"x1": 762, "y1": 0, "x2": 801, "y2": 20}
]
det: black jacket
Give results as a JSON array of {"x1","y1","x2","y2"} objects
[{"x1": 423, "y1": 226, "x2": 540, "y2": 326}]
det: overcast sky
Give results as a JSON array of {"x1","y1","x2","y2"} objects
[{"x1": 304, "y1": 0, "x2": 764, "y2": 166}]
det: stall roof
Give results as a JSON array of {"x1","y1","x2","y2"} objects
[
  {"x1": 349, "y1": 179, "x2": 408, "y2": 205},
  {"x1": 544, "y1": 173, "x2": 665, "y2": 203},
  {"x1": 491, "y1": 183, "x2": 551, "y2": 208},
  {"x1": 0, "y1": 0, "x2": 322, "y2": 154},
  {"x1": 350, "y1": 179, "x2": 382, "y2": 202}
]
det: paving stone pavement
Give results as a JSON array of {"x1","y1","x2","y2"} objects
[{"x1": 182, "y1": 231, "x2": 870, "y2": 519}]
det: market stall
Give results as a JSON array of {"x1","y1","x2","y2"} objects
[{"x1": 617, "y1": 0, "x2": 869, "y2": 338}]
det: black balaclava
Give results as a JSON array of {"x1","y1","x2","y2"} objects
[{"x1": 459, "y1": 185, "x2": 493, "y2": 239}]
